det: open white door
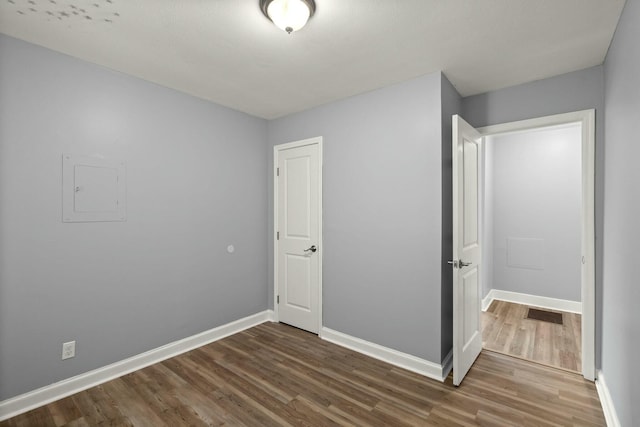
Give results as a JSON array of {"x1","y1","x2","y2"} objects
[
  {"x1": 452, "y1": 115, "x2": 483, "y2": 386},
  {"x1": 275, "y1": 137, "x2": 322, "y2": 334}
]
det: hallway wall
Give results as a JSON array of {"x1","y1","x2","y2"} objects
[{"x1": 483, "y1": 125, "x2": 582, "y2": 302}]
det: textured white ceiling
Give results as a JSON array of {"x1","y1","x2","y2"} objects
[{"x1": 0, "y1": 0, "x2": 626, "y2": 119}]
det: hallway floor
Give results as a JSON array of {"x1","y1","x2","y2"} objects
[{"x1": 482, "y1": 299, "x2": 582, "y2": 373}]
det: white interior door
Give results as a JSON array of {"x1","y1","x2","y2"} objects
[
  {"x1": 275, "y1": 138, "x2": 322, "y2": 334},
  {"x1": 452, "y1": 115, "x2": 483, "y2": 386}
]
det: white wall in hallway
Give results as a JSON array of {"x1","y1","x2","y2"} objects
[{"x1": 484, "y1": 124, "x2": 582, "y2": 302}]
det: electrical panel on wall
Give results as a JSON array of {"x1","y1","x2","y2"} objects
[{"x1": 62, "y1": 154, "x2": 126, "y2": 222}]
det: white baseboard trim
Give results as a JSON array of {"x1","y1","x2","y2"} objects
[
  {"x1": 482, "y1": 291, "x2": 495, "y2": 311},
  {"x1": 320, "y1": 327, "x2": 449, "y2": 382},
  {"x1": 596, "y1": 370, "x2": 621, "y2": 427},
  {"x1": 265, "y1": 309, "x2": 276, "y2": 322},
  {"x1": 481, "y1": 289, "x2": 581, "y2": 314},
  {"x1": 0, "y1": 310, "x2": 275, "y2": 422}
]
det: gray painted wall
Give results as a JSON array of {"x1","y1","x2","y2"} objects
[
  {"x1": 267, "y1": 73, "x2": 446, "y2": 363},
  {"x1": 461, "y1": 65, "x2": 605, "y2": 366},
  {"x1": 0, "y1": 35, "x2": 268, "y2": 400},
  {"x1": 485, "y1": 126, "x2": 582, "y2": 301},
  {"x1": 602, "y1": 0, "x2": 640, "y2": 424},
  {"x1": 440, "y1": 75, "x2": 461, "y2": 360}
]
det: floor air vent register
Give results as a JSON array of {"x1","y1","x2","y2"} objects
[{"x1": 526, "y1": 308, "x2": 563, "y2": 325}]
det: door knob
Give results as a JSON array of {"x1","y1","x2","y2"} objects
[
  {"x1": 304, "y1": 245, "x2": 317, "y2": 253},
  {"x1": 447, "y1": 260, "x2": 471, "y2": 268}
]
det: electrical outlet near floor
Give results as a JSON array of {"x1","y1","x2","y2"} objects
[{"x1": 62, "y1": 341, "x2": 76, "y2": 360}]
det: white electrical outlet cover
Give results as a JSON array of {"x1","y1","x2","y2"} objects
[{"x1": 62, "y1": 341, "x2": 76, "y2": 360}]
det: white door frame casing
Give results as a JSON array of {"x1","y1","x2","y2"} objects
[
  {"x1": 273, "y1": 136, "x2": 323, "y2": 333},
  {"x1": 478, "y1": 109, "x2": 596, "y2": 381}
]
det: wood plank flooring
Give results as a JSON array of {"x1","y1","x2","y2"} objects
[
  {"x1": 482, "y1": 300, "x2": 582, "y2": 373},
  {"x1": 1, "y1": 322, "x2": 603, "y2": 426}
]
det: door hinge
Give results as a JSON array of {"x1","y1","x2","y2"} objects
[
  {"x1": 277, "y1": 167, "x2": 279, "y2": 176},
  {"x1": 277, "y1": 231, "x2": 279, "y2": 240},
  {"x1": 277, "y1": 295, "x2": 280, "y2": 304}
]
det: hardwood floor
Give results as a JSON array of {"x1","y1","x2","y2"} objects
[
  {"x1": 1, "y1": 322, "x2": 603, "y2": 426},
  {"x1": 482, "y1": 300, "x2": 582, "y2": 373}
]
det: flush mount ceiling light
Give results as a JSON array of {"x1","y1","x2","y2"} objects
[{"x1": 260, "y1": 0, "x2": 316, "y2": 34}]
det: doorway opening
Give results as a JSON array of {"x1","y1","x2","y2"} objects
[{"x1": 478, "y1": 111, "x2": 595, "y2": 379}]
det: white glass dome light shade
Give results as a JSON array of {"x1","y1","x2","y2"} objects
[{"x1": 265, "y1": 0, "x2": 314, "y2": 34}]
